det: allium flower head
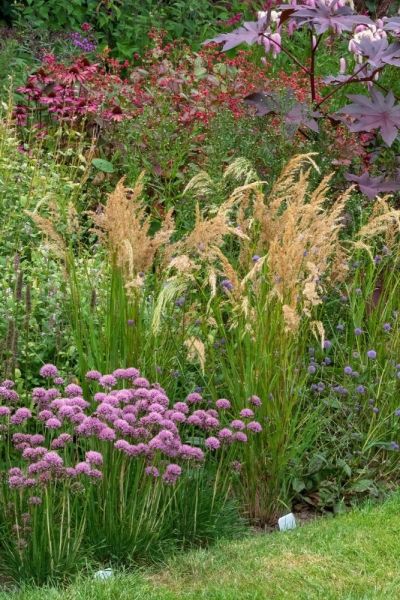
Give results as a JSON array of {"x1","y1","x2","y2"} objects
[
  {"x1": 65, "y1": 383, "x2": 83, "y2": 397},
  {"x1": 216, "y1": 398, "x2": 231, "y2": 410},
  {"x1": 85, "y1": 450, "x2": 103, "y2": 465},
  {"x1": 249, "y1": 395, "x2": 262, "y2": 407},
  {"x1": 344, "y1": 366, "x2": 353, "y2": 375},
  {"x1": 234, "y1": 431, "x2": 248, "y2": 442},
  {"x1": 239, "y1": 408, "x2": 254, "y2": 419},
  {"x1": 86, "y1": 370, "x2": 102, "y2": 381},
  {"x1": 40, "y1": 364, "x2": 58, "y2": 378},
  {"x1": 145, "y1": 466, "x2": 159, "y2": 477},
  {"x1": 205, "y1": 436, "x2": 220, "y2": 450},
  {"x1": 247, "y1": 421, "x2": 262, "y2": 433},
  {"x1": 11, "y1": 408, "x2": 32, "y2": 425},
  {"x1": 218, "y1": 428, "x2": 233, "y2": 440},
  {"x1": 162, "y1": 463, "x2": 182, "y2": 484},
  {"x1": 367, "y1": 349, "x2": 377, "y2": 359},
  {"x1": 186, "y1": 392, "x2": 203, "y2": 405},
  {"x1": 45, "y1": 417, "x2": 62, "y2": 429},
  {"x1": 99, "y1": 374, "x2": 117, "y2": 389},
  {"x1": 231, "y1": 419, "x2": 245, "y2": 430}
]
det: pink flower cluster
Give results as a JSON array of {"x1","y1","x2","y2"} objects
[{"x1": 0, "y1": 367, "x2": 262, "y2": 498}]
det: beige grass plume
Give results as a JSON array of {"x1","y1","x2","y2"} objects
[{"x1": 90, "y1": 175, "x2": 175, "y2": 286}]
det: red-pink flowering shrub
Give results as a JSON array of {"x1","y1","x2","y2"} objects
[{"x1": 0, "y1": 366, "x2": 261, "y2": 582}]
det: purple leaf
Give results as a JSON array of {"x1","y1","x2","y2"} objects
[
  {"x1": 244, "y1": 90, "x2": 294, "y2": 116},
  {"x1": 204, "y1": 17, "x2": 268, "y2": 51},
  {"x1": 284, "y1": 103, "x2": 321, "y2": 135},
  {"x1": 383, "y1": 16, "x2": 400, "y2": 35},
  {"x1": 335, "y1": 88, "x2": 400, "y2": 147},
  {"x1": 354, "y1": 37, "x2": 400, "y2": 69},
  {"x1": 346, "y1": 172, "x2": 400, "y2": 199},
  {"x1": 279, "y1": 1, "x2": 372, "y2": 35}
]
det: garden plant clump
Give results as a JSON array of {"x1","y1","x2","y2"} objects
[{"x1": 1, "y1": 0, "x2": 400, "y2": 589}]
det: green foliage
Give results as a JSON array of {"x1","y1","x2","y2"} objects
[{"x1": 13, "y1": 0, "x2": 248, "y2": 56}]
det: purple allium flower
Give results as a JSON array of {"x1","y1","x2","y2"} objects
[
  {"x1": 98, "y1": 427, "x2": 116, "y2": 441},
  {"x1": 85, "y1": 451, "x2": 103, "y2": 466},
  {"x1": 367, "y1": 349, "x2": 377, "y2": 359},
  {"x1": 180, "y1": 444, "x2": 204, "y2": 461},
  {"x1": 252, "y1": 255, "x2": 260, "y2": 262},
  {"x1": 356, "y1": 385, "x2": 366, "y2": 394},
  {"x1": 218, "y1": 428, "x2": 233, "y2": 440},
  {"x1": 28, "y1": 496, "x2": 42, "y2": 505},
  {"x1": 32, "y1": 387, "x2": 47, "y2": 401},
  {"x1": 390, "y1": 441, "x2": 400, "y2": 451},
  {"x1": 125, "y1": 368, "x2": 140, "y2": 379},
  {"x1": 216, "y1": 398, "x2": 231, "y2": 410},
  {"x1": 395, "y1": 409, "x2": 400, "y2": 417},
  {"x1": 39, "y1": 364, "x2": 58, "y2": 378},
  {"x1": 186, "y1": 392, "x2": 203, "y2": 405},
  {"x1": 173, "y1": 402, "x2": 189, "y2": 414},
  {"x1": 65, "y1": 383, "x2": 83, "y2": 397},
  {"x1": 221, "y1": 279, "x2": 234, "y2": 291},
  {"x1": 51, "y1": 433, "x2": 72, "y2": 449},
  {"x1": 54, "y1": 377, "x2": 65, "y2": 386},
  {"x1": 231, "y1": 460, "x2": 242, "y2": 472},
  {"x1": 175, "y1": 296, "x2": 186, "y2": 307},
  {"x1": 249, "y1": 395, "x2": 262, "y2": 407},
  {"x1": 231, "y1": 419, "x2": 245, "y2": 430},
  {"x1": 88, "y1": 468, "x2": 102, "y2": 479},
  {"x1": 46, "y1": 417, "x2": 62, "y2": 429},
  {"x1": 86, "y1": 370, "x2": 102, "y2": 381},
  {"x1": 43, "y1": 451, "x2": 63, "y2": 468},
  {"x1": 205, "y1": 436, "x2": 220, "y2": 450},
  {"x1": 1, "y1": 379, "x2": 14, "y2": 389},
  {"x1": 99, "y1": 374, "x2": 117, "y2": 389},
  {"x1": 383, "y1": 323, "x2": 392, "y2": 332},
  {"x1": 75, "y1": 462, "x2": 91, "y2": 475},
  {"x1": 11, "y1": 408, "x2": 32, "y2": 425},
  {"x1": 8, "y1": 475, "x2": 26, "y2": 488},
  {"x1": 374, "y1": 255, "x2": 382, "y2": 264},
  {"x1": 336, "y1": 323, "x2": 345, "y2": 331},
  {"x1": 372, "y1": 406, "x2": 379, "y2": 414},
  {"x1": 9, "y1": 467, "x2": 23, "y2": 476},
  {"x1": 344, "y1": 366, "x2": 353, "y2": 375},
  {"x1": 323, "y1": 340, "x2": 332, "y2": 349},
  {"x1": 0, "y1": 407, "x2": 11, "y2": 416},
  {"x1": 239, "y1": 408, "x2": 254, "y2": 419},
  {"x1": 234, "y1": 431, "x2": 247, "y2": 443},
  {"x1": 162, "y1": 463, "x2": 182, "y2": 485},
  {"x1": 247, "y1": 421, "x2": 262, "y2": 433},
  {"x1": 354, "y1": 328, "x2": 363, "y2": 336},
  {"x1": 145, "y1": 466, "x2": 159, "y2": 477},
  {"x1": 308, "y1": 365, "x2": 316, "y2": 374},
  {"x1": 170, "y1": 411, "x2": 186, "y2": 423},
  {"x1": 133, "y1": 377, "x2": 150, "y2": 388}
]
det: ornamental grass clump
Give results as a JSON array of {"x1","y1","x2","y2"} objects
[{"x1": 0, "y1": 366, "x2": 261, "y2": 583}]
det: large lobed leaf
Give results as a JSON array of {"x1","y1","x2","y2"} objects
[
  {"x1": 335, "y1": 88, "x2": 400, "y2": 147},
  {"x1": 279, "y1": 1, "x2": 372, "y2": 35}
]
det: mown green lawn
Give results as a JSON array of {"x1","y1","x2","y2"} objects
[{"x1": 2, "y1": 493, "x2": 400, "y2": 600}]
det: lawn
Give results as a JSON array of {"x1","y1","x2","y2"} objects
[{"x1": 3, "y1": 493, "x2": 400, "y2": 600}]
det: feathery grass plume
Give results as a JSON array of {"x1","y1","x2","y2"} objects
[
  {"x1": 184, "y1": 336, "x2": 206, "y2": 374},
  {"x1": 355, "y1": 197, "x2": 400, "y2": 245},
  {"x1": 183, "y1": 170, "x2": 215, "y2": 199},
  {"x1": 223, "y1": 157, "x2": 258, "y2": 185},
  {"x1": 90, "y1": 175, "x2": 175, "y2": 286},
  {"x1": 169, "y1": 197, "x2": 247, "y2": 262},
  {"x1": 247, "y1": 157, "x2": 350, "y2": 331},
  {"x1": 25, "y1": 211, "x2": 67, "y2": 260},
  {"x1": 151, "y1": 279, "x2": 187, "y2": 334}
]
